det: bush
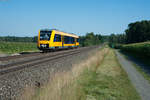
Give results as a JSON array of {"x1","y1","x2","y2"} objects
[
  {"x1": 120, "y1": 42, "x2": 150, "y2": 58},
  {"x1": 108, "y1": 43, "x2": 122, "y2": 49}
]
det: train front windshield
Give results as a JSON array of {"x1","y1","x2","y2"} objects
[{"x1": 40, "y1": 31, "x2": 51, "y2": 40}]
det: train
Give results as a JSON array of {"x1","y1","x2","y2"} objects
[{"x1": 37, "y1": 29, "x2": 79, "y2": 51}]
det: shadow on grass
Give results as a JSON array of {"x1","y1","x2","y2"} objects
[{"x1": 118, "y1": 49, "x2": 150, "y2": 75}]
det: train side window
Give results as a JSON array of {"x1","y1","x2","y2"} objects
[
  {"x1": 69, "y1": 37, "x2": 72, "y2": 43},
  {"x1": 64, "y1": 36, "x2": 75, "y2": 44},
  {"x1": 64, "y1": 36, "x2": 69, "y2": 44},
  {"x1": 71, "y1": 37, "x2": 75, "y2": 43},
  {"x1": 54, "y1": 34, "x2": 61, "y2": 42},
  {"x1": 77, "y1": 38, "x2": 79, "y2": 42}
]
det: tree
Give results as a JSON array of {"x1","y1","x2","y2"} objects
[
  {"x1": 79, "y1": 32, "x2": 102, "y2": 46},
  {"x1": 0, "y1": 36, "x2": 37, "y2": 42},
  {"x1": 125, "y1": 20, "x2": 150, "y2": 43}
]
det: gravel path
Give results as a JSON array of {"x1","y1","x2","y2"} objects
[
  {"x1": 0, "y1": 54, "x2": 9, "y2": 57},
  {"x1": 116, "y1": 51, "x2": 150, "y2": 100}
]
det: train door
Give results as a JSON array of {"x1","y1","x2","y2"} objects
[
  {"x1": 74, "y1": 38, "x2": 76, "y2": 47},
  {"x1": 62, "y1": 36, "x2": 64, "y2": 48}
]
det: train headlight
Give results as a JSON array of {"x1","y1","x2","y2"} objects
[
  {"x1": 40, "y1": 44, "x2": 49, "y2": 48},
  {"x1": 41, "y1": 44, "x2": 46, "y2": 47}
]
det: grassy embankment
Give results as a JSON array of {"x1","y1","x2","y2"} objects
[
  {"x1": 120, "y1": 42, "x2": 150, "y2": 59},
  {"x1": 119, "y1": 42, "x2": 150, "y2": 83},
  {"x1": 21, "y1": 46, "x2": 140, "y2": 100},
  {"x1": 0, "y1": 42, "x2": 38, "y2": 54}
]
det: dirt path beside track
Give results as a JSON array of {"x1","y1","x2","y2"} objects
[{"x1": 116, "y1": 51, "x2": 150, "y2": 100}]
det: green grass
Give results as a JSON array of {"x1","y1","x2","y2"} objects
[
  {"x1": 0, "y1": 42, "x2": 38, "y2": 54},
  {"x1": 21, "y1": 47, "x2": 140, "y2": 100},
  {"x1": 77, "y1": 49, "x2": 140, "y2": 100}
]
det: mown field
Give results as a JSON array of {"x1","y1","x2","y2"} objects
[
  {"x1": 21, "y1": 47, "x2": 140, "y2": 100},
  {"x1": 0, "y1": 42, "x2": 38, "y2": 54}
]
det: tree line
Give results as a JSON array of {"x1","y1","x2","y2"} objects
[
  {"x1": 1, "y1": 20, "x2": 149, "y2": 46},
  {"x1": 0, "y1": 33, "x2": 103, "y2": 46},
  {"x1": 79, "y1": 32, "x2": 103, "y2": 46},
  {"x1": 109, "y1": 20, "x2": 150, "y2": 45},
  {"x1": 0, "y1": 36, "x2": 38, "y2": 42}
]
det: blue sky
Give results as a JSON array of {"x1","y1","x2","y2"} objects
[{"x1": 0, "y1": 0, "x2": 150, "y2": 37}]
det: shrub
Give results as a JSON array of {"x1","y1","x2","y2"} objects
[{"x1": 120, "y1": 42, "x2": 150, "y2": 58}]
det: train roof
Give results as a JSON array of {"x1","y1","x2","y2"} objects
[{"x1": 40, "y1": 29, "x2": 79, "y2": 38}]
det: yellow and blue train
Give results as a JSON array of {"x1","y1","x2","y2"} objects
[{"x1": 37, "y1": 29, "x2": 79, "y2": 51}]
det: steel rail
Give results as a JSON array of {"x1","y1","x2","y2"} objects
[{"x1": 0, "y1": 46, "x2": 96, "y2": 76}]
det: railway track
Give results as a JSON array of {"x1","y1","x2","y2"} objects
[
  {"x1": 0, "y1": 46, "x2": 96, "y2": 76},
  {"x1": 0, "y1": 52, "x2": 41, "y2": 61},
  {"x1": 0, "y1": 48, "x2": 86, "y2": 61},
  {"x1": 0, "y1": 49, "x2": 80, "y2": 69}
]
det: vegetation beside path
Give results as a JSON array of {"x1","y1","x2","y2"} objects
[
  {"x1": 120, "y1": 42, "x2": 150, "y2": 59},
  {"x1": 21, "y1": 47, "x2": 140, "y2": 100},
  {"x1": 115, "y1": 42, "x2": 150, "y2": 83}
]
